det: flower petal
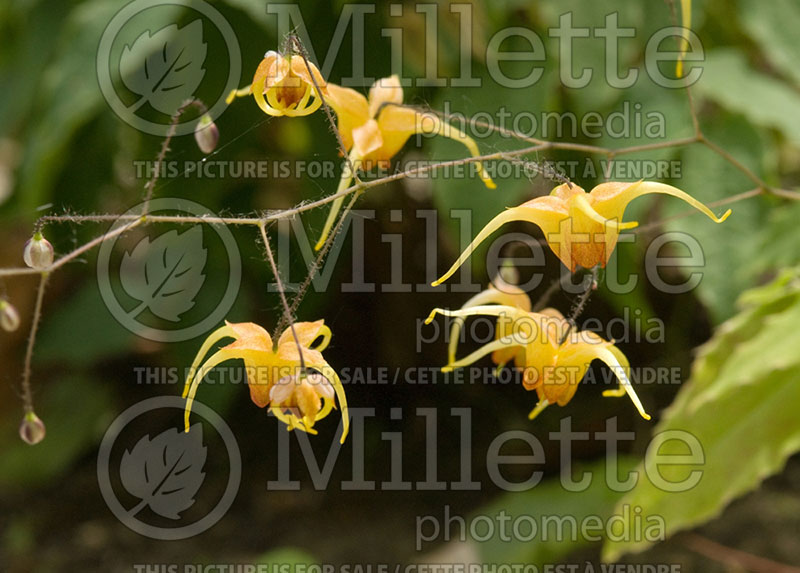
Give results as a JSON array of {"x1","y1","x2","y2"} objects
[
  {"x1": 224, "y1": 321, "x2": 273, "y2": 351},
  {"x1": 182, "y1": 323, "x2": 237, "y2": 400},
  {"x1": 316, "y1": 362, "x2": 350, "y2": 443},
  {"x1": 368, "y1": 75, "x2": 404, "y2": 118},
  {"x1": 277, "y1": 320, "x2": 330, "y2": 350},
  {"x1": 352, "y1": 118, "x2": 384, "y2": 157},
  {"x1": 443, "y1": 332, "x2": 530, "y2": 372},
  {"x1": 326, "y1": 83, "x2": 371, "y2": 151},
  {"x1": 590, "y1": 181, "x2": 731, "y2": 225},
  {"x1": 251, "y1": 52, "x2": 291, "y2": 116},
  {"x1": 314, "y1": 149, "x2": 361, "y2": 251},
  {"x1": 414, "y1": 111, "x2": 496, "y2": 189},
  {"x1": 600, "y1": 345, "x2": 651, "y2": 420},
  {"x1": 289, "y1": 55, "x2": 328, "y2": 94},
  {"x1": 448, "y1": 285, "x2": 532, "y2": 365},
  {"x1": 184, "y1": 348, "x2": 263, "y2": 432},
  {"x1": 371, "y1": 104, "x2": 417, "y2": 160},
  {"x1": 432, "y1": 198, "x2": 567, "y2": 286}
]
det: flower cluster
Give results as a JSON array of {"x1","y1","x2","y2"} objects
[
  {"x1": 183, "y1": 320, "x2": 349, "y2": 442},
  {"x1": 228, "y1": 51, "x2": 496, "y2": 249},
  {"x1": 187, "y1": 46, "x2": 732, "y2": 435},
  {"x1": 426, "y1": 283, "x2": 651, "y2": 420}
]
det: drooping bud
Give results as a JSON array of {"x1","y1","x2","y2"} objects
[
  {"x1": 194, "y1": 113, "x2": 219, "y2": 154},
  {"x1": 19, "y1": 411, "x2": 46, "y2": 445},
  {"x1": 0, "y1": 299, "x2": 20, "y2": 332},
  {"x1": 23, "y1": 232, "x2": 54, "y2": 269}
]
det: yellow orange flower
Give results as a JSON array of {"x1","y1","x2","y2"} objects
[
  {"x1": 433, "y1": 180, "x2": 731, "y2": 284},
  {"x1": 314, "y1": 74, "x2": 496, "y2": 250},
  {"x1": 182, "y1": 320, "x2": 349, "y2": 442},
  {"x1": 226, "y1": 50, "x2": 327, "y2": 117},
  {"x1": 426, "y1": 286, "x2": 651, "y2": 421}
]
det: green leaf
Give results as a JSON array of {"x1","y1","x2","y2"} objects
[
  {"x1": 0, "y1": 0, "x2": 71, "y2": 134},
  {"x1": 15, "y1": 0, "x2": 121, "y2": 210},
  {"x1": 749, "y1": 199, "x2": 800, "y2": 276},
  {"x1": 15, "y1": 0, "x2": 185, "y2": 210},
  {"x1": 740, "y1": 0, "x2": 800, "y2": 87},
  {"x1": 665, "y1": 113, "x2": 767, "y2": 322},
  {"x1": 695, "y1": 49, "x2": 800, "y2": 148},
  {"x1": 428, "y1": 458, "x2": 637, "y2": 566},
  {"x1": 601, "y1": 268, "x2": 800, "y2": 562}
]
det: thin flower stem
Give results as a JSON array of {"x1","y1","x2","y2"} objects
[
  {"x1": 558, "y1": 266, "x2": 599, "y2": 345},
  {"x1": 288, "y1": 34, "x2": 361, "y2": 185},
  {"x1": 700, "y1": 135, "x2": 769, "y2": 190},
  {"x1": 258, "y1": 222, "x2": 306, "y2": 373},
  {"x1": 682, "y1": 533, "x2": 800, "y2": 573},
  {"x1": 0, "y1": 219, "x2": 142, "y2": 278},
  {"x1": 21, "y1": 272, "x2": 50, "y2": 414},
  {"x1": 532, "y1": 275, "x2": 565, "y2": 312},
  {"x1": 274, "y1": 190, "x2": 362, "y2": 338},
  {"x1": 142, "y1": 99, "x2": 208, "y2": 214},
  {"x1": 37, "y1": 213, "x2": 264, "y2": 226}
]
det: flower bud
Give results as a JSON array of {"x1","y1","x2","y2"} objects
[
  {"x1": 23, "y1": 232, "x2": 54, "y2": 269},
  {"x1": 0, "y1": 299, "x2": 20, "y2": 332},
  {"x1": 194, "y1": 113, "x2": 219, "y2": 154},
  {"x1": 19, "y1": 411, "x2": 46, "y2": 445},
  {"x1": 498, "y1": 260, "x2": 519, "y2": 286}
]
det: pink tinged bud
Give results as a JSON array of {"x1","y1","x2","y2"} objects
[
  {"x1": 0, "y1": 299, "x2": 20, "y2": 332},
  {"x1": 19, "y1": 411, "x2": 46, "y2": 445},
  {"x1": 194, "y1": 113, "x2": 219, "y2": 154},
  {"x1": 23, "y1": 233, "x2": 54, "y2": 269}
]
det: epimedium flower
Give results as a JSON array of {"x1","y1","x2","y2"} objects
[
  {"x1": 182, "y1": 319, "x2": 349, "y2": 442},
  {"x1": 314, "y1": 74, "x2": 496, "y2": 250},
  {"x1": 226, "y1": 50, "x2": 328, "y2": 117},
  {"x1": 426, "y1": 285, "x2": 651, "y2": 421},
  {"x1": 432, "y1": 180, "x2": 731, "y2": 284}
]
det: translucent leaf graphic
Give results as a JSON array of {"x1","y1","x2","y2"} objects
[
  {"x1": 120, "y1": 20, "x2": 207, "y2": 116},
  {"x1": 120, "y1": 226, "x2": 207, "y2": 322},
  {"x1": 120, "y1": 424, "x2": 207, "y2": 520}
]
